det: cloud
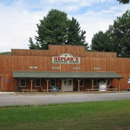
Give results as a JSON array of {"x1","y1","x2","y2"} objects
[
  {"x1": 0, "y1": 2, "x2": 45, "y2": 52},
  {"x1": 74, "y1": 4, "x2": 130, "y2": 44},
  {"x1": 0, "y1": 0, "x2": 130, "y2": 52}
]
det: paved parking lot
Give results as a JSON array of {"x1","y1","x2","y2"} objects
[{"x1": 0, "y1": 92, "x2": 130, "y2": 106}]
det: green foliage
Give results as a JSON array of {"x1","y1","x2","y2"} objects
[
  {"x1": 0, "y1": 100, "x2": 130, "y2": 130},
  {"x1": 91, "y1": 10, "x2": 130, "y2": 57},
  {"x1": 29, "y1": 9, "x2": 88, "y2": 50},
  {"x1": 67, "y1": 17, "x2": 88, "y2": 47},
  {"x1": 109, "y1": 10, "x2": 130, "y2": 57},
  {"x1": 91, "y1": 31, "x2": 113, "y2": 52},
  {"x1": 28, "y1": 37, "x2": 40, "y2": 49},
  {"x1": 117, "y1": 0, "x2": 130, "y2": 4}
]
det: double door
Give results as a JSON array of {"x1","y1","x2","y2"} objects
[{"x1": 64, "y1": 79, "x2": 73, "y2": 91}]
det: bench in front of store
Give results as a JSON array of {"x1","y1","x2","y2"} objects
[
  {"x1": 21, "y1": 89, "x2": 38, "y2": 92},
  {"x1": 86, "y1": 89, "x2": 99, "y2": 92}
]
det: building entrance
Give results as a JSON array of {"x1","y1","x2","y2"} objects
[{"x1": 64, "y1": 79, "x2": 73, "y2": 91}]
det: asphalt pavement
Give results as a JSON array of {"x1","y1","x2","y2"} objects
[{"x1": 0, "y1": 92, "x2": 130, "y2": 106}]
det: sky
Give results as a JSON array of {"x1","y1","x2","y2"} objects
[{"x1": 0, "y1": 0, "x2": 130, "y2": 52}]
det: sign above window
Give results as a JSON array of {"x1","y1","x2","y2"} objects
[{"x1": 52, "y1": 53, "x2": 80, "y2": 64}]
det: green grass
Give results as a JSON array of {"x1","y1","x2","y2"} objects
[{"x1": 0, "y1": 100, "x2": 130, "y2": 130}]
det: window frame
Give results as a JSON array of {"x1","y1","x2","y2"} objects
[
  {"x1": 20, "y1": 78, "x2": 26, "y2": 87},
  {"x1": 107, "y1": 79, "x2": 111, "y2": 86},
  {"x1": 35, "y1": 78, "x2": 41, "y2": 87},
  {"x1": 50, "y1": 79, "x2": 56, "y2": 86},
  {"x1": 80, "y1": 79, "x2": 84, "y2": 86}
]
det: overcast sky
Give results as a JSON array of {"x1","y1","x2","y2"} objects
[{"x1": 0, "y1": 0, "x2": 130, "y2": 52}]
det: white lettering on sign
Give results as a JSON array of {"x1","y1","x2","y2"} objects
[{"x1": 52, "y1": 53, "x2": 80, "y2": 64}]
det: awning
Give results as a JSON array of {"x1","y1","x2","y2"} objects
[{"x1": 13, "y1": 71, "x2": 123, "y2": 79}]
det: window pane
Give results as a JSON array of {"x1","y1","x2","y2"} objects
[
  {"x1": 107, "y1": 80, "x2": 111, "y2": 86},
  {"x1": 68, "y1": 80, "x2": 72, "y2": 85},
  {"x1": 35, "y1": 79, "x2": 41, "y2": 87},
  {"x1": 51, "y1": 79, "x2": 55, "y2": 86},
  {"x1": 20, "y1": 79, "x2": 26, "y2": 87},
  {"x1": 80, "y1": 79, "x2": 84, "y2": 86}
]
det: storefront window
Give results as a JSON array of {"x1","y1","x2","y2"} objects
[
  {"x1": 20, "y1": 79, "x2": 26, "y2": 87},
  {"x1": 68, "y1": 80, "x2": 72, "y2": 85},
  {"x1": 107, "y1": 79, "x2": 111, "y2": 86},
  {"x1": 80, "y1": 79, "x2": 84, "y2": 86},
  {"x1": 50, "y1": 79, "x2": 56, "y2": 86},
  {"x1": 35, "y1": 79, "x2": 41, "y2": 87}
]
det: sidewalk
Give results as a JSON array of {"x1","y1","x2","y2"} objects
[{"x1": 0, "y1": 92, "x2": 16, "y2": 94}]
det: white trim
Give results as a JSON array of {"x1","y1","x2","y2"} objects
[
  {"x1": 64, "y1": 79, "x2": 73, "y2": 91},
  {"x1": 80, "y1": 79, "x2": 84, "y2": 86},
  {"x1": 35, "y1": 78, "x2": 41, "y2": 87},
  {"x1": 20, "y1": 78, "x2": 26, "y2": 87},
  {"x1": 107, "y1": 79, "x2": 111, "y2": 86},
  {"x1": 50, "y1": 79, "x2": 56, "y2": 86}
]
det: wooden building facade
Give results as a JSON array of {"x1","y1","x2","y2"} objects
[{"x1": 0, "y1": 45, "x2": 129, "y2": 92}]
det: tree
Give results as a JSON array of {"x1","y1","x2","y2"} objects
[
  {"x1": 29, "y1": 9, "x2": 88, "y2": 50},
  {"x1": 117, "y1": 0, "x2": 130, "y2": 4},
  {"x1": 30, "y1": 9, "x2": 69, "y2": 50},
  {"x1": 90, "y1": 10, "x2": 130, "y2": 57},
  {"x1": 108, "y1": 10, "x2": 130, "y2": 57},
  {"x1": 90, "y1": 31, "x2": 113, "y2": 52},
  {"x1": 67, "y1": 17, "x2": 88, "y2": 47},
  {"x1": 29, "y1": 37, "x2": 40, "y2": 49}
]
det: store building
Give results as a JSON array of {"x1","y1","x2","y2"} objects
[{"x1": 0, "y1": 45, "x2": 129, "y2": 92}]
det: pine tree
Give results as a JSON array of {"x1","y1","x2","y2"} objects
[
  {"x1": 91, "y1": 31, "x2": 112, "y2": 52},
  {"x1": 67, "y1": 17, "x2": 87, "y2": 47},
  {"x1": 29, "y1": 9, "x2": 88, "y2": 50}
]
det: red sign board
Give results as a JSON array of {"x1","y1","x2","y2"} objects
[{"x1": 52, "y1": 53, "x2": 80, "y2": 64}]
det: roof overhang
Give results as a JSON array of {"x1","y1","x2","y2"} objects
[{"x1": 13, "y1": 71, "x2": 123, "y2": 79}]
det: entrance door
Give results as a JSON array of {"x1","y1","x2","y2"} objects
[
  {"x1": 0, "y1": 77, "x2": 2, "y2": 91},
  {"x1": 64, "y1": 79, "x2": 73, "y2": 91}
]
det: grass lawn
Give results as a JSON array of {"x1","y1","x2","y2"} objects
[{"x1": 0, "y1": 100, "x2": 130, "y2": 130}]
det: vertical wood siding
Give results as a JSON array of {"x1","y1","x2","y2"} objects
[{"x1": 0, "y1": 45, "x2": 130, "y2": 91}]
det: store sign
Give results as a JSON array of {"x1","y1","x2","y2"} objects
[
  {"x1": 52, "y1": 53, "x2": 80, "y2": 64},
  {"x1": 99, "y1": 82, "x2": 106, "y2": 91}
]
